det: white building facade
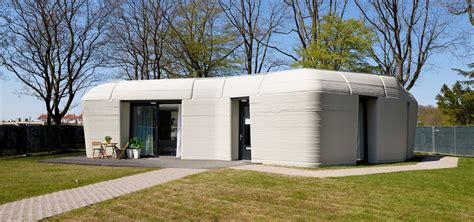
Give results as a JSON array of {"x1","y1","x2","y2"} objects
[{"x1": 82, "y1": 69, "x2": 418, "y2": 167}]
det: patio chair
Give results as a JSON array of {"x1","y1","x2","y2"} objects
[
  {"x1": 102, "y1": 142, "x2": 118, "y2": 159},
  {"x1": 92, "y1": 141, "x2": 104, "y2": 159},
  {"x1": 115, "y1": 142, "x2": 129, "y2": 159}
]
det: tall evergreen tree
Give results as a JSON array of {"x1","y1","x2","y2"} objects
[
  {"x1": 436, "y1": 69, "x2": 474, "y2": 125},
  {"x1": 452, "y1": 63, "x2": 474, "y2": 86}
]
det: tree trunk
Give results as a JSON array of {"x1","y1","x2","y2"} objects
[{"x1": 52, "y1": 115, "x2": 62, "y2": 125}]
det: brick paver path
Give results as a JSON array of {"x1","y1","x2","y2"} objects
[
  {"x1": 231, "y1": 156, "x2": 458, "y2": 178},
  {"x1": 0, "y1": 168, "x2": 205, "y2": 221}
]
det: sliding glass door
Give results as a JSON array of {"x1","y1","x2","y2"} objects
[
  {"x1": 130, "y1": 102, "x2": 180, "y2": 157},
  {"x1": 131, "y1": 104, "x2": 157, "y2": 156}
]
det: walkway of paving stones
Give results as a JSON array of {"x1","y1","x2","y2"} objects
[
  {"x1": 0, "y1": 156, "x2": 459, "y2": 221},
  {"x1": 231, "y1": 156, "x2": 459, "y2": 178},
  {"x1": 0, "y1": 168, "x2": 205, "y2": 221}
]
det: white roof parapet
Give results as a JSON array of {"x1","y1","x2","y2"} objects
[{"x1": 82, "y1": 68, "x2": 408, "y2": 101}]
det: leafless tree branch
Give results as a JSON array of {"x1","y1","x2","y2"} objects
[
  {"x1": 355, "y1": 0, "x2": 457, "y2": 90},
  {"x1": 0, "y1": 0, "x2": 112, "y2": 124}
]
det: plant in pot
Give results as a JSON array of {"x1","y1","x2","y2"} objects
[
  {"x1": 104, "y1": 136, "x2": 112, "y2": 144},
  {"x1": 129, "y1": 137, "x2": 143, "y2": 159}
]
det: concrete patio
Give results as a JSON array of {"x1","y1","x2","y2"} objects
[
  {"x1": 231, "y1": 156, "x2": 459, "y2": 178},
  {"x1": 41, "y1": 156, "x2": 252, "y2": 169}
]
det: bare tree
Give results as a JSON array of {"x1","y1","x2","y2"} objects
[
  {"x1": 355, "y1": 0, "x2": 456, "y2": 90},
  {"x1": 165, "y1": 0, "x2": 239, "y2": 78},
  {"x1": 108, "y1": 0, "x2": 174, "y2": 80},
  {"x1": 219, "y1": 0, "x2": 288, "y2": 74},
  {"x1": 284, "y1": 0, "x2": 348, "y2": 60},
  {"x1": 442, "y1": 0, "x2": 473, "y2": 25},
  {"x1": 0, "y1": 0, "x2": 111, "y2": 125}
]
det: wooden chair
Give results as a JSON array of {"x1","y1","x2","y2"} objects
[
  {"x1": 102, "y1": 143, "x2": 118, "y2": 159},
  {"x1": 92, "y1": 142, "x2": 104, "y2": 159},
  {"x1": 115, "y1": 142, "x2": 129, "y2": 159}
]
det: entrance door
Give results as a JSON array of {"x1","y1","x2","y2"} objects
[
  {"x1": 239, "y1": 100, "x2": 251, "y2": 160},
  {"x1": 357, "y1": 99, "x2": 368, "y2": 162},
  {"x1": 157, "y1": 104, "x2": 179, "y2": 156}
]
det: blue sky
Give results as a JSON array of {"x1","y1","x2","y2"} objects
[{"x1": 0, "y1": 1, "x2": 473, "y2": 121}]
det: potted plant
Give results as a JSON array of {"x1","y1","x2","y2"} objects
[
  {"x1": 126, "y1": 147, "x2": 134, "y2": 159},
  {"x1": 104, "y1": 136, "x2": 112, "y2": 144},
  {"x1": 129, "y1": 137, "x2": 143, "y2": 159}
]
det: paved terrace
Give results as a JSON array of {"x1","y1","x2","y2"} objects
[
  {"x1": 231, "y1": 156, "x2": 459, "y2": 178},
  {"x1": 41, "y1": 156, "x2": 251, "y2": 169}
]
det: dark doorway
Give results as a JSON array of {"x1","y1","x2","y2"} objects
[
  {"x1": 239, "y1": 99, "x2": 251, "y2": 160},
  {"x1": 357, "y1": 99, "x2": 368, "y2": 162},
  {"x1": 157, "y1": 104, "x2": 179, "y2": 156},
  {"x1": 130, "y1": 101, "x2": 180, "y2": 157}
]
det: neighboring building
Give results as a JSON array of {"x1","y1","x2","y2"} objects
[
  {"x1": 82, "y1": 69, "x2": 418, "y2": 167},
  {"x1": 37, "y1": 114, "x2": 47, "y2": 123},
  {"x1": 0, "y1": 118, "x2": 44, "y2": 126},
  {"x1": 63, "y1": 114, "x2": 83, "y2": 124},
  {"x1": 37, "y1": 114, "x2": 83, "y2": 125}
]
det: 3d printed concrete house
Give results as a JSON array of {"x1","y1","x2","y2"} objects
[{"x1": 82, "y1": 68, "x2": 418, "y2": 167}]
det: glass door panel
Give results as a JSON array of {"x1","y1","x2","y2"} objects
[
  {"x1": 239, "y1": 100, "x2": 251, "y2": 160},
  {"x1": 157, "y1": 104, "x2": 179, "y2": 156},
  {"x1": 131, "y1": 105, "x2": 157, "y2": 156}
]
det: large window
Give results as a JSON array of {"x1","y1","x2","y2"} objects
[
  {"x1": 130, "y1": 102, "x2": 180, "y2": 157},
  {"x1": 131, "y1": 105, "x2": 157, "y2": 156}
]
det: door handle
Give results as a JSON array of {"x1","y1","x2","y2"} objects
[{"x1": 240, "y1": 134, "x2": 243, "y2": 141}]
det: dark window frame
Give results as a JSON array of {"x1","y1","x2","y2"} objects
[{"x1": 128, "y1": 100, "x2": 181, "y2": 157}]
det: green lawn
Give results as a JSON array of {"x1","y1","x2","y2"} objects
[
  {"x1": 0, "y1": 152, "x2": 153, "y2": 204},
  {"x1": 46, "y1": 157, "x2": 474, "y2": 221}
]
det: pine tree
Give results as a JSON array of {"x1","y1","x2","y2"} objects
[{"x1": 436, "y1": 66, "x2": 474, "y2": 125}]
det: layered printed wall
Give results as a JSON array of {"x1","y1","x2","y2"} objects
[
  {"x1": 82, "y1": 68, "x2": 418, "y2": 166},
  {"x1": 250, "y1": 92, "x2": 322, "y2": 167},
  {"x1": 181, "y1": 99, "x2": 232, "y2": 160},
  {"x1": 368, "y1": 98, "x2": 409, "y2": 163},
  {"x1": 317, "y1": 93, "x2": 359, "y2": 166},
  {"x1": 83, "y1": 100, "x2": 121, "y2": 157}
]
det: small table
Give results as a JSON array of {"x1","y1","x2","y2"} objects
[{"x1": 103, "y1": 143, "x2": 118, "y2": 158}]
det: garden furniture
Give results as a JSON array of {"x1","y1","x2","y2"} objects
[{"x1": 91, "y1": 142, "x2": 104, "y2": 159}]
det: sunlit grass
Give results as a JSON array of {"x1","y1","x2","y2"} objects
[
  {"x1": 47, "y1": 157, "x2": 474, "y2": 221},
  {"x1": 0, "y1": 152, "x2": 153, "y2": 204}
]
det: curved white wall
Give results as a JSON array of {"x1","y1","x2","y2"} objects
[{"x1": 82, "y1": 68, "x2": 417, "y2": 166}]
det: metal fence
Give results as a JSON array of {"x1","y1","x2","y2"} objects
[
  {"x1": 415, "y1": 126, "x2": 474, "y2": 156},
  {"x1": 0, "y1": 125, "x2": 85, "y2": 156}
]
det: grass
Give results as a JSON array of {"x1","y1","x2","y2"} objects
[
  {"x1": 0, "y1": 152, "x2": 153, "y2": 204},
  {"x1": 46, "y1": 157, "x2": 474, "y2": 221}
]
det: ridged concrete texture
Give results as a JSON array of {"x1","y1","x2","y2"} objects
[
  {"x1": 82, "y1": 68, "x2": 418, "y2": 167},
  {"x1": 0, "y1": 168, "x2": 205, "y2": 221},
  {"x1": 231, "y1": 157, "x2": 458, "y2": 178}
]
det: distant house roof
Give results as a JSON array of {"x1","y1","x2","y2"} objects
[
  {"x1": 37, "y1": 114, "x2": 47, "y2": 120},
  {"x1": 63, "y1": 114, "x2": 82, "y2": 120},
  {"x1": 37, "y1": 114, "x2": 83, "y2": 121}
]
